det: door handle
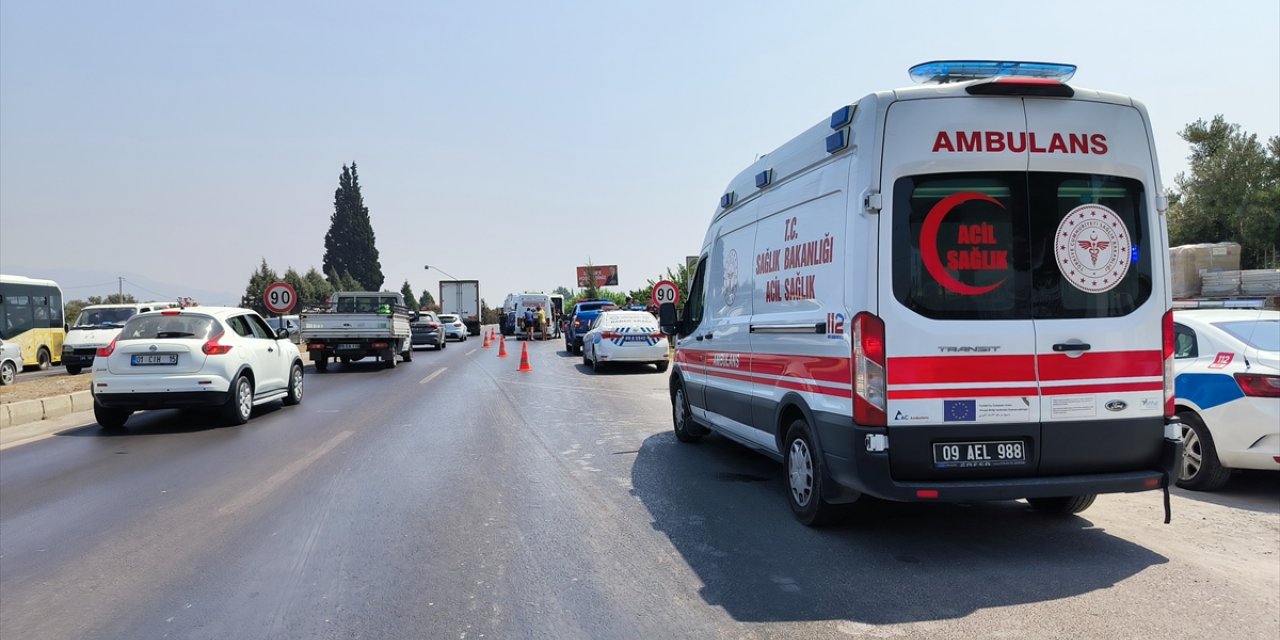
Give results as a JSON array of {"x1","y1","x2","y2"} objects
[
  {"x1": 1052, "y1": 342, "x2": 1091, "y2": 352},
  {"x1": 704, "y1": 332, "x2": 714, "y2": 340},
  {"x1": 268, "y1": 347, "x2": 275, "y2": 352}
]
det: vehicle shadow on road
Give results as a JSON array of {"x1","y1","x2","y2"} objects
[
  {"x1": 1171, "y1": 471, "x2": 1280, "y2": 514},
  {"x1": 630, "y1": 431, "x2": 1168, "y2": 625},
  {"x1": 55, "y1": 404, "x2": 286, "y2": 437}
]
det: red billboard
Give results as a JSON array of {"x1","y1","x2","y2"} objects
[{"x1": 576, "y1": 265, "x2": 619, "y2": 287}]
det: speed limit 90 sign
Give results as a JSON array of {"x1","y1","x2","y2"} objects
[
  {"x1": 651, "y1": 280, "x2": 680, "y2": 306},
  {"x1": 263, "y1": 282, "x2": 297, "y2": 314}
]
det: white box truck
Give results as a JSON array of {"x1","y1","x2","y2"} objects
[{"x1": 439, "y1": 280, "x2": 481, "y2": 336}]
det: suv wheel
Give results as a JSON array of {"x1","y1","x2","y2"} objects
[
  {"x1": 283, "y1": 363, "x2": 304, "y2": 406},
  {"x1": 0, "y1": 360, "x2": 15, "y2": 386},
  {"x1": 224, "y1": 374, "x2": 253, "y2": 425},
  {"x1": 94, "y1": 403, "x2": 131, "y2": 429}
]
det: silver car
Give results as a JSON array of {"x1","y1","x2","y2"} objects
[{"x1": 0, "y1": 338, "x2": 21, "y2": 385}]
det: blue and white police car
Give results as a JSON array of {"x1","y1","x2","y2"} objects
[
  {"x1": 582, "y1": 310, "x2": 669, "y2": 373},
  {"x1": 1172, "y1": 308, "x2": 1279, "y2": 491}
]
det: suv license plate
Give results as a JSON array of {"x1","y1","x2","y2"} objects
[
  {"x1": 131, "y1": 354, "x2": 178, "y2": 366},
  {"x1": 933, "y1": 440, "x2": 1026, "y2": 468}
]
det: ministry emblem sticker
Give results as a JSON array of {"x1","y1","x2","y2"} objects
[
  {"x1": 1054, "y1": 204, "x2": 1131, "y2": 294},
  {"x1": 723, "y1": 248, "x2": 739, "y2": 306}
]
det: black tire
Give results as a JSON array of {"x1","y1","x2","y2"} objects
[
  {"x1": 592, "y1": 354, "x2": 605, "y2": 373},
  {"x1": 1027, "y1": 494, "x2": 1097, "y2": 515},
  {"x1": 0, "y1": 360, "x2": 16, "y2": 386},
  {"x1": 283, "y1": 363, "x2": 304, "y2": 406},
  {"x1": 314, "y1": 356, "x2": 329, "y2": 373},
  {"x1": 439, "y1": 340, "x2": 447, "y2": 350},
  {"x1": 94, "y1": 403, "x2": 131, "y2": 429},
  {"x1": 385, "y1": 349, "x2": 398, "y2": 369},
  {"x1": 573, "y1": 342, "x2": 583, "y2": 355},
  {"x1": 654, "y1": 361, "x2": 669, "y2": 373},
  {"x1": 1176, "y1": 411, "x2": 1232, "y2": 491},
  {"x1": 36, "y1": 348, "x2": 51, "y2": 371},
  {"x1": 402, "y1": 347, "x2": 413, "y2": 363},
  {"x1": 66, "y1": 365, "x2": 83, "y2": 376},
  {"x1": 582, "y1": 351, "x2": 590, "y2": 367},
  {"x1": 784, "y1": 417, "x2": 842, "y2": 527},
  {"x1": 671, "y1": 379, "x2": 707, "y2": 443},
  {"x1": 224, "y1": 374, "x2": 253, "y2": 425}
]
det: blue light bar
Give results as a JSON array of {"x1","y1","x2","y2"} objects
[
  {"x1": 829, "y1": 105, "x2": 855, "y2": 129},
  {"x1": 909, "y1": 60, "x2": 1076, "y2": 84},
  {"x1": 720, "y1": 192, "x2": 735, "y2": 208},
  {"x1": 755, "y1": 169, "x2": 772, "y2": 188},
  {"x1": 825, "y1": 130, "x2": 848, "y2": 154}
]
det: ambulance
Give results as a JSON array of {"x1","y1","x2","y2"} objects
[{"x1": 659, "y1": 61, "x2": 1183, "y2": 526}]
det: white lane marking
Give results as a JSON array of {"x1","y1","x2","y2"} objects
[
  {"x1": 466, "y1": 348, "x2": 478, "y2": 356},
  {"x1": 217, "y1": 430, "x2": 353, "y2": 516},
  {"x1": 419, "y1": 368, "x2": 447, "y2": 385}
]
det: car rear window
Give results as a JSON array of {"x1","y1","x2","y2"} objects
[
  {"x1": 892, "y1": 172, "x2": 1152, "y2": 320},
  {"x1": 1214, "y1": 319, "x2": 1280, "y2": 351},
  {"x1": 118, "y1": 314, "x2": 218, "y2": 340}
]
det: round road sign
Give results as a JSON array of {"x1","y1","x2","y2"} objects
[
  {"x1": 652, "y1": 280, "x2": 680, "y2": 307},
  {"x1": 263, "y1": 281, "x2": 297, "y2": 314}
]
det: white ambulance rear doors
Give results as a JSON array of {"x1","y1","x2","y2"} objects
[{"x1": 877, "y1": 92, "x2": 1165, "y2": 480}]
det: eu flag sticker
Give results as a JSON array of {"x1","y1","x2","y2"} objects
[{"x1": 944, "y1": 400, "x2": 976, "y2": 422}]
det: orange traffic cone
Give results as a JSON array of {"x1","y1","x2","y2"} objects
[
  {"x1": 482, "y1": 331, "x2": 491, "y2": 349},
  {"x1": 497, "y1": 335, "x2": 509, "y2": 358},
  {"x1": 517, "y1": 342, "x2": 533, "y2": 372}
]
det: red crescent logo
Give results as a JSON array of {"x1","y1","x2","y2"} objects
[{"x1": 919, "y1": 191, "x2": 1006, "y2": 296}]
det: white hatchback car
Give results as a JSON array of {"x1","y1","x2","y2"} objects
[
  {"x1": 582, "y1": 310, "x2": 669, "y2": 373},
  {"x1": 438, "y1": 314, "x2": 469, "y2": 341},
  {"x1": 91, "y1": 306, "x2": 305, "y2": 429},
  {"x1": 1172, "y1": 308, "x2": 1280, "y2": 490}
]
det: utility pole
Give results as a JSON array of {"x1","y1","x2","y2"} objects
[{"x1": 118, "y1": 277, "x2": 124, "y2": 300}]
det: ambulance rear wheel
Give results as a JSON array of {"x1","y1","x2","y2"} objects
[
  {"x1": 1027, "y1": 494, "x2": 1096, "y2": 515},
  {"x1": 784, "y1": 417, "x2": 842, "y2": 527},
  {"x1": 671, "y1": 380, "x2": 705, "y2": 443}
]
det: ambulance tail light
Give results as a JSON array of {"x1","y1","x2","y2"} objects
[
  {"x1": 1163, "y1": 310, "x2": 1175, "y2": 418},
  {"x1": 853, "y1": 312, "x2": 887, "y2": 427},
  {"x1": 966, "y1": 78, "x2": 1074, "y2": 98}
]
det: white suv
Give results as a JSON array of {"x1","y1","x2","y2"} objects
[{"x1": 91, "y1": 306, "x2": 305, "y2": 428}]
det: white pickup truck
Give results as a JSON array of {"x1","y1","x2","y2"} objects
[{"x1": 300, "y1": 291, "x2": 415, "y2": 371}]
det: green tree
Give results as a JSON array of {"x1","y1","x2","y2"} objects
[
  {"x1": 303, "y1": 267, "x2": 333, "y2": 309},
  {"x1": 580, "y1": 260, "x2": 602, "y2": 300},
  {"x1": 241, "y1": 258, "x2": 280, "y2": 315},
  {"x1": 322, "y1": 163, "x2": 385, "y2": 290},
  {"x1": 419, "y1": 288, "x2": 435, "y2": 308},
  {"x1": 327, "y1": 267, "x2": 364, "y2": 292},
  {"x1": 399, "y1": 280, "x2": 418, "y2": 310},
  {"x1": 282, "y1": 267, "x2": 308, "y2": 314},
  {"x1": 552, "y1": 286, "x2": 573, "y2": 298},
  {"x1": 1166, "y1": 115, "x2": 1280, "y2": 269}
]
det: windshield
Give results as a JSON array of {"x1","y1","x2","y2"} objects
[
  {"x1": 73, "y1": 307, "x2": 135, "y2": 328},
  {"x1": 118, "y1": 314, "x2": 218, "y2": 340},
  {"x1": 1214, "y1": 319, "x2": 1280, "y2": 351}
]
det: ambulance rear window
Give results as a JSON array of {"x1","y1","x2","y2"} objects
[{"x1": 892, "y1": 172, "x2": 1151, "y2": 320}]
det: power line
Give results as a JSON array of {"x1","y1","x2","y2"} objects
[{"x1": 122, "y1": 278, "x2": 176, "y2": 300}]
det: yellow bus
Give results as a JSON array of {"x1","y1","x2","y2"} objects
[{"x1": 0, "y1": 274, "x2": 66, "y2": 370}]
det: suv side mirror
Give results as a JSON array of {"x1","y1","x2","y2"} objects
[
  {"x1": 276, "y1": 327, "x2": 290, "y2": 340},
  {"x1": 658, "y1": 302, "x2": 679, "y2": 336}
]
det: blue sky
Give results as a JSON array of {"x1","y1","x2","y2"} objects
[{"x1": 2, "y1": 0, "x2": 1277, "y2": 306}]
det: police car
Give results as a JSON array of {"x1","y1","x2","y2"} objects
[
  {"x1": 1173, "y1": 308, "x2": 1280, "y2": 491},
  {"x1": 582, "y1": 310, "x2": 669, "y2": 373}
]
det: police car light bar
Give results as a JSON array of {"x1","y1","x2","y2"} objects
[{"x1": 909, "y1": 60, "x2": 1077, "y2": 84}]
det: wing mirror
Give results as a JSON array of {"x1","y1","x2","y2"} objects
[{"x1": 658, "y1": 302, "x2": 679, "y2": 336}]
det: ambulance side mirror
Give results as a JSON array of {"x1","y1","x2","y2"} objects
[{"x1": 658, "y1": 302, "x2": 679, "y2": 336}]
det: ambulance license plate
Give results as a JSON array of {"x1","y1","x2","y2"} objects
[{"x1": 933, "y1": 440, "x2": 1026, "y2": 468}]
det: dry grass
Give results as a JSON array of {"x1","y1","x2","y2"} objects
[{"x1": 0, "y1": 373, "x2": 93, "y2": 405}]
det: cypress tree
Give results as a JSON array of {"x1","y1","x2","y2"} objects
[{"x1": 322, "y1": 163, "x2": 384, "y2": 290}]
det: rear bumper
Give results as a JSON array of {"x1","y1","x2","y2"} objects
[
  {"x1": 95, "y1": 390, "x2": 229, "y2": 410},
  {"x1": 62, "y1": 352, "x2": 96, "y2": 367},
  {"x1": 814, "y1": 412, "x2": 1182, "y2": 503}
]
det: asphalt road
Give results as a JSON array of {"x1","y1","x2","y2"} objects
[{"x1": 2, "y1": 334, "x2": 1277, "y2": 639}]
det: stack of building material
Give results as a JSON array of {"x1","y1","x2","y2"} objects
[
  {"x1": 1201, "y1": 270, "x2": 1241, "y2": 297},
  {"x1": 1169, "y1": 242, "x2": 1242, "y2": 298},
  {"x1": 1240, "y1": 269, "x2": 1280, "y2": 296}
]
